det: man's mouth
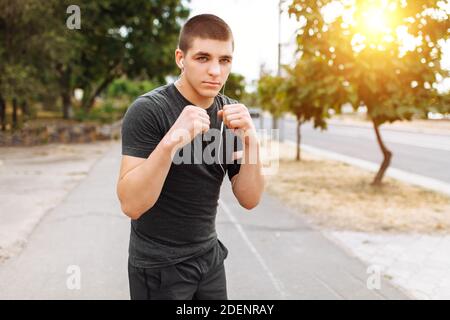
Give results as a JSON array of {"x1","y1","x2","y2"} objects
[{"x1": 203, "y1": 81, "x2": 221, "y2": 87}]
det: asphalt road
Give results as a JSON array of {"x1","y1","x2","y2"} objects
[{"x1": 256, "y1": 116, "x2": 450, "y2": 184}]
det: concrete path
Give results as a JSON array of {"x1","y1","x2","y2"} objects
[
  {"x1": 0, "y1": 142, "x2": 409, "y2": 299},
  {"x1": 328, "y1": 230, "x2": 450, "y2": 300}
]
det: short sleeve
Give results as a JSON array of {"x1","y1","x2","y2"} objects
[{"x1": 121, "y1": 97, "x2": 163, "y2": 159}]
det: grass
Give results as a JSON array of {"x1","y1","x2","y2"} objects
[{"x1": 263, "y1": 141, "x2": 450, "y2": 234}]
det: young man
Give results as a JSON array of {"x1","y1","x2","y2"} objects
[{"x1": 117, "y1": 14, "x2": 264, "y2": 300}]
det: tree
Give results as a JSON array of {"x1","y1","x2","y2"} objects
[
  {"x1": 241, "y1": 89, "x2": 259, "y2": 108},
  {"x1": 105, "y1": 78, "x2": 158, "y2": 100},
  {"x1": 257, "y1": 73, "x2": 286, "y2": 133},
  {"x1": 288, "y1": 0, "x2": 449, "y2": 185},
  {"x1": 0, "y1": 0, "x2": 56, "y2": 129},
  {"x1": 281, "y1": 55, "x2": 351, "y2": 161},
  {"x1": 0, "y1": 0, "x2": 190, "y2": 124},
  {"x1": 223, "y1": 72, "x2": 246, "y2": 101},
  {"x1": 65, "y1": 0, "x2": 189, "y2": 112}
]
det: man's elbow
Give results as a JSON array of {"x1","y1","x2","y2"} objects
[
  {"x1": 234, "y1": 187, "x2": 264, "y2": 211},
  {"x1": 239, "y1": 197, "x2": 261, "y2": 210},
  {"x1": 118, "y1": 192, "x2": 157, "y2": 219},
  {"x1": 242, "y1": 203, "x2": 258, "y2": 210},
  {"x1": 117, "y1": 189, "x2": 150, "y2": 220},
  {"x1": 120, "y1": 203, "x2": 142, "y2": 220}
]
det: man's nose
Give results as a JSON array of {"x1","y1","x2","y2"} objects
[{"x1": 208, "y1": 61, "x2": 221, "y2": 76}]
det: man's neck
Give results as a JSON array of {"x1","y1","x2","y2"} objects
[{"x1": 175, "y1": 78, "x2": 214, "y2": 109}]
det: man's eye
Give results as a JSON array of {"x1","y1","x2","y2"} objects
[
  {"x1": 221, "y1": 59, "x2": 231, "y2": 63},
  {"x1": 197, "y1": 57, "x2": 208, "y2": 62}
]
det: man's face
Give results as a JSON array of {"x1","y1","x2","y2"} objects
[{"x1": 180, "y1": 37, "x2": 233, "y2": 98}]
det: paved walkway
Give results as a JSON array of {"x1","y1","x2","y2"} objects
[
  {"x1": 328, "y1": 231, "x2": 450, "y2": 299},
  {"x1": 0, "y1": 142, "x2": 409, "y2": 299}
]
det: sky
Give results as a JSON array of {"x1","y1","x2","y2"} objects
[{"x1": 187, "y1": 0, "x2": 450, "y2": 92}]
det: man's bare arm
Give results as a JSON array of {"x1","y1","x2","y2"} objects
[
  {"x1": 231, "y1": 138, "x2": 265, "y2": 210},
  {"x1": 116, "y1": 138, "x2": 175, "y2": 220},
  {"x1": 117, "y1": 105, "x2": 210, "y2": 220},
  {"x1": 219, "y1": 103, "x2": 265, "y2": 210}
]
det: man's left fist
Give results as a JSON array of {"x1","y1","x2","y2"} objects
[{"x1": 217, "y1": 103, "x2": 257, "y2": 144}]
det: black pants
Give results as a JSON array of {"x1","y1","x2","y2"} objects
[{"x1": 128, "y1": 245, "x2": 227, "y2": 300}]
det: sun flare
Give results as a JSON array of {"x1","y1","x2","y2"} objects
[
  {"x1": 363, "y1": 8, "x2": 390, "y2": 34},
  {"x1": 352, "y1": 1, "x2": 398, "y2": 47}
]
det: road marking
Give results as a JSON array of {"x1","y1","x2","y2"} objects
[
  {"x1": 283, "y1": 117, "x2": 450, "y2": 151},
  {"x1": 218, "y1": 199, "x2": 287, "y2": 298}
]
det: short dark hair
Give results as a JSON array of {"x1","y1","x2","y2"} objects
[{"x1": 178, "y1": 14, "x2": 234, "y2": 53}]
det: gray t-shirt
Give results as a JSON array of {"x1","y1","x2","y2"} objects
[{"x1": 121, "y1": 82, "x2": 241, "y2": 268}]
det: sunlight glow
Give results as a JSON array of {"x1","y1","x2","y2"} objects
[
  {"x1": 354, "y1": 1, "x2": 396, "y2": 45},
  {"x1": 363, "y1": 8, "x2": 390, "y2": 34}
]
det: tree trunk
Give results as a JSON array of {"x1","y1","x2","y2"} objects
[
  {"x1": 56, "y1": 64, "x2": 73, "y2": 119},
  {"x1": 0, "y1": 94, "x2": 5, "y2": 131},
  {"x1": 259, "y1": 110, "x2": 264, "y2": 129},
  {"x1": 21, "y1": 100, "x2": 29, "y2": 120},
  {"x1": 372, "y1": 119, "x2": 392, "y2": 185},
  {"x1": 279, "y1": 115, "x2": 284, "y2": 142},
  {"x1": 61, "y1": 70, "x2": 72, "y2": 120},
  {"x1": 81, "y1": 63, "x2": 122, "y2": 112},
  {"x1": 12, "y1": 97, "x2": 18, "y2": 130},
  {"x1": 296, "y1": 117, "x2": 302, "y2": 161},
  {"x1": 271, "y1": 115, "x2": 283, "y2": 146},
  {"x1": 272, "y1": 115, "x2": 279, "y2": 131},
  {"x1": 62, "y1": 90, "x2": 72, "y2": 119},
  {"x1": 81, "y1": 76, "x2": 116, "y2": 112}
]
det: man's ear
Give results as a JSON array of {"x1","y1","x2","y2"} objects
[{"x1": 175, "y1": 49, "x2": 184, "y2": 71}]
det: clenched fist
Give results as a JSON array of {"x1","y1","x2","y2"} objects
[
  {"x1": 218, "y1": 103, "x2": 257, "y2": 145},
  {"x1": 164, "y1": 105, "x2": 210, "y2": 151}
]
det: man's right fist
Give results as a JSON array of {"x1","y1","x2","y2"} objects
[{"x1": 163, "y1": 105, "x2": 210, "y2": 151}]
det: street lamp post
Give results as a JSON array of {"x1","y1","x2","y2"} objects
[{"x1": 278, "y1": 0, "x2": 285, "y2": 142}]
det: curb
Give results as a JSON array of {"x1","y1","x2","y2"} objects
[{"x1": 284, "y1": 141, "x2": 450, "y2": 197}]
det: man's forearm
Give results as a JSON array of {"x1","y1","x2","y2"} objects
[
  {"x1": 232, "y1": 137, "x2": 265, "y2": 209},
  {"x1": 117, "y1": 137, "x2": 176, "y2": 219}
]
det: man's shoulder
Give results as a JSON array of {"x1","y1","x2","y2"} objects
[
  {"x1": 127, "y1": 84, "x2": 173, "y2": 115},
  {"x1": 140, "y1": 83, "x2": 173, "y2": 101},
  {"x1": 134, "y1": 83, "x2": 172, "y2": 106}
]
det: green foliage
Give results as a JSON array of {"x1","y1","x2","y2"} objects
[
  {"x1": 287, "y1": 0, "x2": 449, "y2": 182},
  {"x1": 241, "y1": 90, "x2": 259, "y2": 107},
  {"x1": 0, "y1": 0, "x2": 190, "y2": 123},
  {"x1": 257, "y1": 73, "x2": 286, "y2": 117},
  {"x1": 281, "y1": 54, "x2": 352, "y2": 130},
  {"x1": 105, "y1": 78, "x2": 158, "y2": 100},
  {"x1": 67, "y1": 0, "x2": 189, "y2": 111},
  {"x1": 73, "y1": 99, "x2": 128, "y2": 124},
  {"x1": 288, "y1": 0, "x2": 449, "y2": 124},
  {"x1": 0, "y1": 0, "x2": 54, "y2": 101},
  {"x1": 223, "y1": 72, "x2": 246, "y2": 101}
]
